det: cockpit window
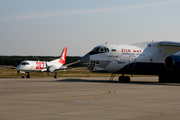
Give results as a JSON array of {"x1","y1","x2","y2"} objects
[
  {"x1": 21, "y1": 62, "x2": 30, "y2": 65},
  {"x1": 92, "y1": 47, "x2": 97, "y2": 51},
  {"x1": 91, "y1": 46, "x2": 109, "y2": 53},
  {"x1": 99, "y1": 47, "x2": 104, "y2": 52},
  {"x1": 106, "y1": 48, "x2": 109, "y2": 52},
  {"x1": 94, "y1": 47, "x2": 101, "y2": 52}
]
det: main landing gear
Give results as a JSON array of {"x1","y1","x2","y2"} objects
[
  {"x1": 54, "y1": 73, "x2": 57, "y2": 79},
  {"x1": 109, "y1": 74, "x2": 131, "y2": 82},
  {"x1": 26, "y1": 72, "x2": 30, "y2": 78},
  {"x1": 118, "y1": 74, "x2": 130, "y2": 83}
]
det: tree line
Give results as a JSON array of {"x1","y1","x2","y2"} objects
[{"x1": 0, "y1": 56, "x2": 84, "y2": 67}]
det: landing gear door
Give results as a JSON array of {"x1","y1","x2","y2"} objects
[{"x1": 127, "y1": 56, "x2": 136, "y2": 69}]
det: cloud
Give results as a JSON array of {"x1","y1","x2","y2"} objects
[{"x1": 1, "y1": 0, "x2": 180, "y2": 22}]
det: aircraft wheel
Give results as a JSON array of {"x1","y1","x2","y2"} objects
[
  {"x1": 119, "y1": 76, "x2": 130, "y2": 83},
  {"x1": 54, "y1": 73, "x2": 58, "y2": 79},
  {"x1": 124, "y1": 76, "x2": 130, "y2": 82},
  {"x1": 26, "y1": 75, "x2": 30, "y2": 78},
  {"x1": 118, "y1": 76, "x2": 123, "y2": 81},
  {"x1": 54, "y1": 75, "x2": 57, "y2": 79}
]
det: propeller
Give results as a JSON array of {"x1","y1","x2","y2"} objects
[{"x1": 45, "y1": 62, "x2": 50, "y2": 75}]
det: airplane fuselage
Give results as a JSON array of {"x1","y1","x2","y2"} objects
[
  {"x1": 17, "y1": 61, "x2": 46, "y2": 72},
  {"x1": 16, "y1": 60, "x2": 63, "y2": 73},
  {"x1": 82, "y1": 41, "x2": 180, "y2": 77}
]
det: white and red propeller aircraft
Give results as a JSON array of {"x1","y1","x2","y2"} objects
[
  {"x1": 1, "y1": 47, "x2": 79, "y2": 78},
  {"x1": 81, "y1": 41, "x2": 180, "y2": 83}
]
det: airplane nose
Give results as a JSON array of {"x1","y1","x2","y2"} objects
[
  {"x1": 81, "y1": 54, "x2": 90, "y2": 64},
  {"x1": 16, "y1": 65, "x2": 20, "y2": 71}
]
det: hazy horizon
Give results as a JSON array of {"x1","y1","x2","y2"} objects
[{"x1": 1, "y1": 0, "x2": 180, "y2": 56}]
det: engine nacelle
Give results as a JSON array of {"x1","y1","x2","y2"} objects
[{"x1": 165, "y1": 55, "x2": 180, "y2": 70}]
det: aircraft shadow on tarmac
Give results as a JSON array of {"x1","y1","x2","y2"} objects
[{"x1": 56, "y1": 79, "x2": 180, "y2": 86}]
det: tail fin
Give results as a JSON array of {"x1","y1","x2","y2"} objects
[
  {"x1": 59, "y1": 47, "x2": 67, "y2": 64},
  {"x1": 50, "y1": 47, "x2": 67, "y2": 64}
]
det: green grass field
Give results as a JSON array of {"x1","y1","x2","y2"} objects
[
  {"x1": 0, "y1": 67, "x2": 156, "y2": 78},
  {"x1": 0, "y1": 67, "x2": 112, "y2": 78}
]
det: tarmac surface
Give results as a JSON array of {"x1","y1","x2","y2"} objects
[{"x1": 1, "y1": 77, "x2": 180, "y2": 120}]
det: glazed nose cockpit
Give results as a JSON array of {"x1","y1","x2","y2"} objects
[
  {"x1": 88, "y1": 46, "x2": 109, "y2": 55},
  {"x1": 81, "y1": 45, "x2": 110, "y2": 73},
  {"x1": 81, "y1": 46, "x2": 109, "y2": 64}
]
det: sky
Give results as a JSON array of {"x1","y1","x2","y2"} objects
[{"x1": 1, "y1": 0, "x2": 180, "y2": 56}]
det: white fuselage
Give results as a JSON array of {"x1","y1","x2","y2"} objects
[
  {"x1": 82, "y1": 41, "x2": 180, "y2": 75},
  {"x1": 16, "y1": 60, "x2": 63, "y2": 73}
]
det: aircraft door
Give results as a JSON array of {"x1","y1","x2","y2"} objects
[
  {"x1": 30, "y1": 62, "x2": 36, "y2": 70},
  {"x1": 127, "y1": 56, "x2": 136, "y2": 69}
]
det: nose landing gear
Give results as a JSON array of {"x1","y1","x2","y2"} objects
[
  {"x1": 21, "y1": 73, "x2": 24, "y2": 78},
  {"x1": 21, "y1": 72, "x2": 30, "y2": 78}
]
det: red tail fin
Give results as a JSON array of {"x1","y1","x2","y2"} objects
[{"x1": 59, "y1": 47, "x2": 67, "y2": 64}]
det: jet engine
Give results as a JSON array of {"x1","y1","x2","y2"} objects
[{"x1": 165, "y1": 55, "x2": 180, "y2": 70}]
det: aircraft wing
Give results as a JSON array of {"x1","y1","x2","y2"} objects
[
  {"x1": 158, "y1": 41, "x2": 180, "y2": 47},
  {"x1": 151, "y1": 41, "x2": 180, "y2": 55},
  {"x1": 0, "y1": 65, "x2": 16, "y2": 69},
  {"x1": 54, "y1": 60, "x2": 80, "y2": 72},
  {"x1": 64, "y1": 60, "x2": 80, "y2": 67}
]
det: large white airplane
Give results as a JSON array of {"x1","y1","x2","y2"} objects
[
  {"x1": 1, "y1": 47, "x2": 79, "y2": 78},
  {"x1": 81, "y1": 41, "x2": 180, "y2": 83}
]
